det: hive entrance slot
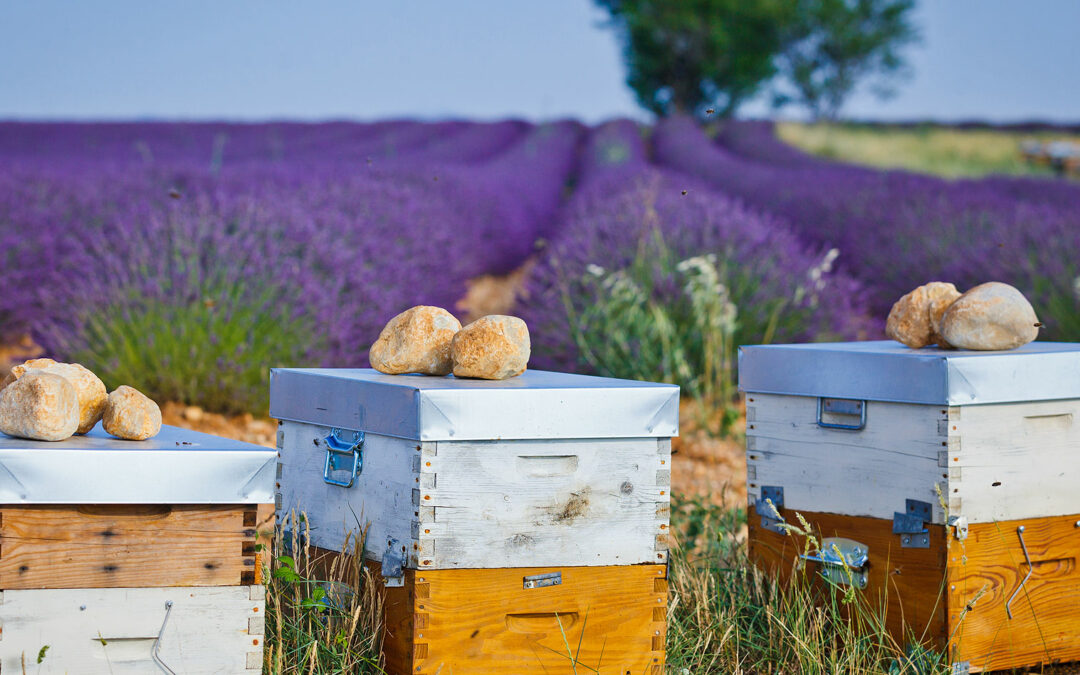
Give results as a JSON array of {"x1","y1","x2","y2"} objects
[{"x1": 505, "y1": 612, "x2": 579, "y2": 633}]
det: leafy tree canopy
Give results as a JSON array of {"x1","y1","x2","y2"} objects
[
  {"x1": 596, "y1": 0, "x2": 918, "y2": 119},
  {"x1": 774, "y1": 0, "x2": 919, "y2": 119},
  {"x1": 596, "y1": 0, "x2": 795, "y2": 118}
]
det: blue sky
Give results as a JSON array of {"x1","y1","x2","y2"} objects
[{"x1": 1, "y1": 1, "x2": 1077, "y2": 123}]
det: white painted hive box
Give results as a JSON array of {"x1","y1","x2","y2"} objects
[
  {"x1": 739, "y1": 341, "x2": 1080, "y2": 527},
  {"x1": 269, "y1": 368, "x2": 679, "y2": 574},
  {"x1": 0, "y1": 586, "x2": 265, "y2": 674}
]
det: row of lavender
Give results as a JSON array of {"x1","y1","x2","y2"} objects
[
  {"x1": 0, "y1": 121, "x2": 583, "y2": 410},
  {"x1": 2, "y1": 118, "x2": 1077, "y2": 411},
  {"x1": 662, "y1": 118, "x2": 1080, "y2": 338}
]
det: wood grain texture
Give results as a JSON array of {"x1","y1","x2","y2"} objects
[
  {"x1": 746, "y1": 394, "x2": 948, "y2": 524},
  {"x1": 748, "y1": 506, "x2": 949, "y2": 646},
  {"x1": 0, "y1": 585, "x2": 263, "y2": 673},
  {"x1": 947, "y1": 514, "x2": 1080, "y2": 672},
  {"x1": 419, "y1": 437, "x2": 670, "y2": 568},
  {"x1": 403, "y1": 564, "x2": 666, "y2": 675},
  {"x1": 0, "y1": 504, "x2": 264, "y2": 589},
  {"x1": 253, "y1": 503, "x2": 275, "y2": 585},
  {"x1": 951, "y1": 400, "x2": 1080, "y2": 523}
]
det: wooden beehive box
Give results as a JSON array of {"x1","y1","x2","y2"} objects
[
  {"x1": 740, "y1": 341, "x2": 1080, "y2": 674},
  {"x1": 0, "y1": 424, "x2": 276, "y2": 674},
  {"x1": 270, "y1": 368, "x2": 678, "y2": 673}
]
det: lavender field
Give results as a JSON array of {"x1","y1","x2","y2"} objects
[{"x1": 2, "y1": 119, "x2": 1078, "y2": 413}]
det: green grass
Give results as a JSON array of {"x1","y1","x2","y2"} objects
[
  {"x1": 776, "y1": 121, "x2": 1080, "y2": 179},
  {"x1": 66, "y1": 281, "x2": 316, "y2": 416},
  {"x1": 263, "y1": 498, "x2": 957, "y2": 674}
]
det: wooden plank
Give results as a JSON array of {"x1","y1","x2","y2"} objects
[
  {"x1": 0, "y1": 504, "x2": 264, "y2": 589},
  {"x1": 748, "y1": 505, "x2": 949, "y2": 647},
  {"x1": 419, "y1": 437, "x2": 670, "y2": 568},
  {"x1": 277, "y1": 421, "x2": 418, "y2": 561},
  {"x1": 412, "y1": 564, "x2": 666, "y2": 675},
  {"x1": 253, "y1": 503, "x2": 275, "y2": 586},
  {"x1": 746, "y1": 394, "x2": 948, "y2": 523},
  {"x1": 947, "y1": 514, "x2": 1080, "y2": 672},
  {"x1": 952, "y1": 400, "x2": 1080, "y2": 523},
  {"x1": 0, "y1": 585, "x2": 263, "y2": 673}
]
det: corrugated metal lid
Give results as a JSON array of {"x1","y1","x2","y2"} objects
[
  {"x1": 269, "y1": 368, "x2": 680, "y2": 441},
  {"x1": 0, "y1": 424, "x2": 276, "y2": 504},
  {"x1": 739, "y1": 341, "x2": 1080, "y2": 405}
]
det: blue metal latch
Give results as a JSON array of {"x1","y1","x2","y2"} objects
[{"x1": 322, "y1": 428, "x2": 364, "y2": 488}]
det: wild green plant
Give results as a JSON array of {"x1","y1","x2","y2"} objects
[
  {"x1": 667, "y1": 502, "x2": 954, "y2": 674},
  {"x1": 560, "y1": 227, "x2": 821, "y2": 435},
  {"x1": 262, "y1": 516, "x2": 384, "y2": 674},
  {"x1": 66, "y1": 277, "x2": 315, "y2": 415}
]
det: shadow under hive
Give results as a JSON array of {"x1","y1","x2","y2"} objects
[
  {"x1": 740, "y1": 340, "x2": 1080, "y2": 674},
  {"x1": 271, "y1": 367, "x2": 679, "y2": 674},
  {"x1": 0, "y1": 425, "x2": 276, "y2": 673}
]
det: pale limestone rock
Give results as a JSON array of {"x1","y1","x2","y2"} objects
[
  {"x1": 886, "y1": 282, "x2": 961, "y2": 349},
  {"x1": 927, "y1": 289, "x2": 962, "y2": 348},
  {"x1": 1, "y1": 359, "x2": 107, "y2": 434},
  {"x1": 0, "y1": 357, "x2": 57, "y2": 392},
  {"x1": 370, "y1": 306, "x2": 462, "y2": 376},
  {"x1": 940, "y1": 282, "x2": 1040, "y2": 351},
  {"x1": 103, "y1": 385, "x2": 162, "y2": 441},
  {"x1": 451, "y1": 315, "x2": 530, "y2": 380},
  {"x1": 0, "y1": 371, "x2": 79, "y2": 441}
]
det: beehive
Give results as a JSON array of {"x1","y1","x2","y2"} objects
[
  {"x1": 270, "y1": 368, "x2": 678, "y2": 674},
  {"x1": 0, "y1": 424, "x2": 276, "y2": 674},
  {"x1": 740, "y1": 340, "x2": 1080, "y2": 673}
]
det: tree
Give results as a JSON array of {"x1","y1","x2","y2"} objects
[
  {"x1": 595, "y1": 0, "x2": 795, "y2": 118},
  {"x1": 773, "y1": 0, "x2": 919, "y2": 119}
]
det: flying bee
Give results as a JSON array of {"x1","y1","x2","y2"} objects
[
  {"x1": 168, "y1": 188, "x2": 181, "y2": 199},
  {"x1": 706, "y1": 108, "x2": 715, "y2": 115},
  {"x1": 681, "y1": 190, "x2": 688, "y2": 195}
]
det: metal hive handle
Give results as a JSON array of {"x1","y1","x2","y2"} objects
[
  {"x1": 152, "y1": 600, "x2": 177, "y2": 674},
  {"x1": 1005, "y1": 526, "x2": 1033, "y2": 620}
]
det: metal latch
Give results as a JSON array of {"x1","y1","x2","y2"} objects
[
  {"x1": 894, "y1": 499, "x2": 931, "y2": 548},
  {"x1": 523, "y1": 572, "x2": 562, "y2": 589},
  {"x1": 755, "y1": 486, "x2": 786, "y2": 534},
  {"x1": 799, "y1": 537, "x2": 869, "y2": 589},
  {"x1": 381, "y1": 539, "x2": 404, "y2": 588},
  {"x1": 322, "y1": 428, "x2": 364, "y2": 488},
  {"x1": 817, "y1": 397, "x2": 866, "y2": 430},
  {"x1": 948, "y1": 515, "x2": 969, "y2": 541}
]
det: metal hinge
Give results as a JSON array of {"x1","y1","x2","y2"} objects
[
  {"x1": 381, "y1": 539, "x2": 404, "y2": 588},
  {"x1": 893, "y1": 499, "x2": 931, "y2": 548},
  {"x1": 799, "y1": 537, "x2": 869, "y2": 589},
  {"x1": 755, "y1": 486, "x2": 786, "y2": 534},
  {"x1": 951, "y1": 661, "x2": 970, "y2": 675}
]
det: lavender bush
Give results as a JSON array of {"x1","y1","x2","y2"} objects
[
  {"x1": 658, "y1": 116, "x2": 1080, "y2": 339},
  {"x1": 520, "y1": 122, "x2": 873, "y2": 420},
  {"x1": 0, "y1": 160, "x2": 479, "y2": 412}
]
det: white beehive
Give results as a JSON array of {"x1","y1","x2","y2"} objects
[
  {"x1": 269, "y1": 368, "x2": 680, "y2": 576},
  {"x1": 0, "y1": 424, "x2": 276, "y2": 674}
]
